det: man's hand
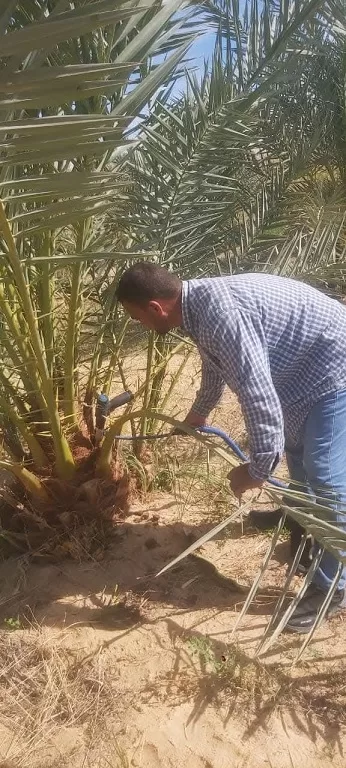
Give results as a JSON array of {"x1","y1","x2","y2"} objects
[
  {"x1": 227, "y1": 464, "x2": 264, "y2": 500},
  {"x1": 171, "y1": 410, "x2": 206, "y2": 435},
  {"x1": 184, "y1": 410, "x2": 206, "y2": 429}
]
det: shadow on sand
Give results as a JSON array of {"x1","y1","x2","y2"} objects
[{"x1": 0, "y1": 502, "x2": 345, "y2": 755}]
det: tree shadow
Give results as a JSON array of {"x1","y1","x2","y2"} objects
[
  {"x1": 0, "y1": 516, "x2": 291, "y2": 630},
  {"x1": 140, "y1": 618, "x2": 345, "y2": 757},
  {"x1": 0, "y1": 512, "x2": 345, "y2": 756}
]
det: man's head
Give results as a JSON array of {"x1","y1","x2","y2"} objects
[{"x1": 115, "y1": 262, "x2": 182, "y2": 334}]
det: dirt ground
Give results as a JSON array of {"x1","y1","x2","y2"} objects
[
  {"x1": 0, "y1": 493, "x2": 345, "y2": 768},
  {"x1": 0, "y1": 351, "x2": 345, "y2": 767}
]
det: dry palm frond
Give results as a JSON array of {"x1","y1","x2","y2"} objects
[{"x1": 154, "y1": 429, "x2": 346, "y2": 661}]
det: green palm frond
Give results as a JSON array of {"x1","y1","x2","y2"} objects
[
  {"x1": 125, "y1": 0, "x2": 344, "y2": 277},
  {"x1": 0, "y1": 0, "x2": 201, "y2": 480}
]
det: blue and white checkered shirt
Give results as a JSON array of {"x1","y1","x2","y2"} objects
[{"x1": 181, "y1": 273, "x2": 346, "y2": 480}]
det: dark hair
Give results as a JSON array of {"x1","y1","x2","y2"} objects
[{"x1": 116, "y1": 261, "x2": 181, "y2": 305}]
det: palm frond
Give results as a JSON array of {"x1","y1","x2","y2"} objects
[{"x1": 123, "y1": 0, "x2": 344, "y2": 281}]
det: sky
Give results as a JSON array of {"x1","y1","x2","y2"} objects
[
  {"x1": 168, "y1": 29, "x2": 218, "y2": 100},
  {"x1": 188, "y1": 31, "x2": 217, "y2": 65},
  {"x1": 128, "y1": 20, "x2": 220, "y2": 128}
]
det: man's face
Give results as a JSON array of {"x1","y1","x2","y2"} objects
[{"x1": 122, "y1": 300, "x2": 173, "y2": 335}]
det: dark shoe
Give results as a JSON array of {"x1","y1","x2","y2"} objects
[
  {"x1": 249, "y1": 509, "x2": 312, "y2": 572},
  {"x1": 289, "y1": 522, "x2": 312, "y2": 572},
  {"x1": 284, "y1": 585, "x2": 345, "y2": 634},
  {"x1": 248, "y1": 508, "x2": 283, "y2": 530}
]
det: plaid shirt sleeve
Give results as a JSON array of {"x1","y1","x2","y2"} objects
[
  {"x1": 183, "y1": 274, "x2": 346, "y2": 479},
  {"x1": 191, "y1": 352, "x2": 226, "y2": 417},
  {"x1": 213, "y1": 309, "x2": 285, "y2": 480}
]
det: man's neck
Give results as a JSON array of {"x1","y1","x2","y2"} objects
[{"x1": 169, "y1": 289, "x2": 183, "y2": 328}]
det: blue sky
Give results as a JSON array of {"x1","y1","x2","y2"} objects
[
  {"x1": 188, "y1": 31, "x2": 217, "y2": 64},
  {"x1": 168, "y1": 29, "x2": 217, "y2": 99},
  {"x1": 128, "y1": 25, "x2": 219, "y2": 127}
]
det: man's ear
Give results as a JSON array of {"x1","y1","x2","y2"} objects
[{"x1": 148, "y1": 300, "x2": 165, "y2": 316}]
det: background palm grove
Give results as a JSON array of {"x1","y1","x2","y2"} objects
[{"x1": 0, "y1": 0, "x2": 346, "y2": 631}]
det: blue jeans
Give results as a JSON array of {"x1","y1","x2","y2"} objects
[{"x1": 285, "y1": 390, "x2": 346, "y2": 593}]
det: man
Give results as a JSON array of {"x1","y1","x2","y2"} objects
[{"x1": 116, "y1": 262, "x2": 346, "y2": 633}]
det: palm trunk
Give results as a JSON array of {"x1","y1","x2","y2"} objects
[{"x1": 0, "y1": 199, "x2": 75, "y2": 479}]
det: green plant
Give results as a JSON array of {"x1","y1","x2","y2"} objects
[
  {"x1": 186, "y1": 635, "x2": 220, "y2": 671},
  {"x1": 186, "y1": 634, "x2": 280, "y2": 705},
  {"x1": 3, "y1": 617, "x2": 21, "y2": 631},
  {"x1": 0, "y1": 0, "x2": 200, "y2": 555},
  {"x1": 126, "y1": 0, "x2": 343, "y2": 275}
]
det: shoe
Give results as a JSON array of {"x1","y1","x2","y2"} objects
[
  {"x1": 248, "y1": 509, "x2": 312, "y2": 572},
  {"x1": 284, "y1": 585, "x2": 345, "y2": 634},
  {"x1": 289, "y1": 522, "x2": 312, "y2": 571},
  {"x1": 248, "y1": 508, "x2": 283, "y2": 530}
]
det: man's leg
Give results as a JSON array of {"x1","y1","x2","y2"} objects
[
  {"x1": 249, "y1": 446, "x2": 311, "y2": 568},
  {"x1": 304, "y1": 390, "x2": 346, "y2": 592},
  {"x1": 286, "y1": 390, "x2": 346, "y2": 633},
  {"x1": 285, "y1": 447, "x2": 312, "y2": 567},
  {"x1": 248, "y1": 447, "x2": 306, "y2": 528}
]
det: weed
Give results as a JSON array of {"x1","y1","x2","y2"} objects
[
  {"x1": 104, "y1": 742, "x2": 132, "y2": 767},
  {"x1": 3, "y1": 617, "x2": 21, "y2": 631},
  {"x1": 153, "y1": 447, "x2": 233, "y2": 523},
  {"x1": 100, "y1": 584, "x2": 120, "y2": 608},
  {"x1": 187, "y1": 635, "x2": 218, "y2": 670},
  {"x1": 185, "y1": 634, "x2": 281, "y2": 709},
  {"x1": 153, "y1": 466, "x2": 175, "y2": 493},
  {"x1": 265, "y1": 526, "x2": 291, "y2": 540},
  {"x1": 126, "y1": 452, "x2": 149, "y2": 496},
  {"x1": 187, "y1": 635, "x2": 240, "y2": 679},
  {"x1": 322, "y1": 741, "x2": 336, "y2": 761}
]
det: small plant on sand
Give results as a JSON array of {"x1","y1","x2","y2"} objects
[
  {"x1": 186, "y1": 634, "x2": 281, "y2": 711},
  {"x1": 3, "y1": 616, "x2": 21, "y2": 631}
]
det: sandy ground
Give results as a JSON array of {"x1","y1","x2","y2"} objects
[
  {"x1": 0, "y1": 492, "x2": 345, "y2": 767},
  {"x1": 0, "y1": 350, "x2": 345, "y2": 767}
]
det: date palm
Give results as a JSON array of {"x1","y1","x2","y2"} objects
[{"x1": 0, "y1": 0, "x2": 198, "y2": 555}]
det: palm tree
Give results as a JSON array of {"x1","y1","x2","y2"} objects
[
  {"x1": 0, "y1": 0, "x2": 200, "y2": 556},
  {"x1": 126, "y1": 0, "x2": 345, "y2": 281}
]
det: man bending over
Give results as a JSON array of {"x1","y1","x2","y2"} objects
[{"x1": 116, "y1": 262, "x2": 346, "y2": 634}]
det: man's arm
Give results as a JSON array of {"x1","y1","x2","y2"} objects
[
  {"x1": 214, "y1": 309, "x2": 285, "y2": 482},
  {"x1": 185, "y1": 353, "x2": 225, "y2": 424}
]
